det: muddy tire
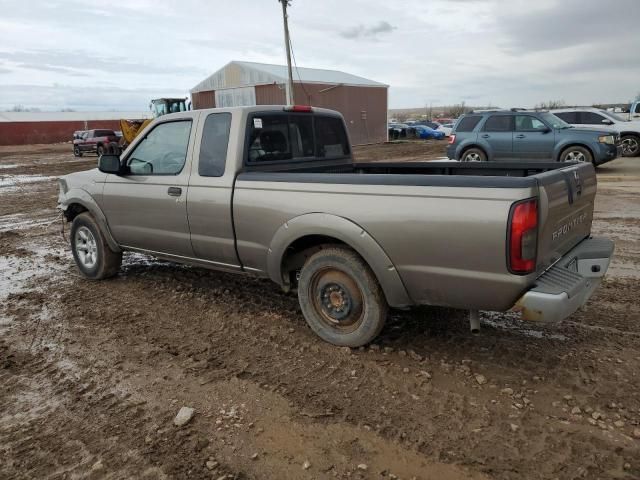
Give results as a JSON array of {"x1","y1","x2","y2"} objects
[
  {"x1": 73, "y1": 145, "x2": 82, "y2": 157},
  {"x1": 561, "y1": 146, "x2": 593, "y2": 164},
  {"x1": 620, "y1": 135, "x2": 640, "y2": 157},
  {"x1": 461, "y1": 147, "x2": 487, "y2": 162},
  {"x1": 70, "y1": 213, "x2": 122, "y2": 280},
  {"x1": 297, "y1": 246, "x2": 388, "y2": 347}
]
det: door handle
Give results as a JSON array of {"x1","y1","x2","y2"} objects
[
  {"x1": 481, "y1": 134, "x2": 490, "y2": 138},
  {"x1": 516, "y1": 134, "x2": 526, "y2": 139},
  {"x1": 167, "y1": 186, "x2": 182, "y2": 197}
]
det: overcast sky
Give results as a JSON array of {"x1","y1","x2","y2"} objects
[{"x1": 1, "y1": 0, "x2": 639, "y2": 111}]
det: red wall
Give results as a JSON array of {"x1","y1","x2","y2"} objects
[{"x1": 0, "y1": 120, "x2": 122, "y2": 146}]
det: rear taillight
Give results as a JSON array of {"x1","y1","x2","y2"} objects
[
  {"x1": 508, "y1": 199, "x2": 538, "y2": 274},
  {"x1": 448, "y1": 134, "x2": 456, "y2": 144}
]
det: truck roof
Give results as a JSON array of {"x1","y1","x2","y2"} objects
[{"x1": 159, "y1": 105, "x2": 344, "y2": 122}]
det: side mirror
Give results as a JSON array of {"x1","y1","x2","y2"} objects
[
  {"x1": 98, "y1": 154, "x2": 122, "y2": 174},
  {"x1": 602, "y1": 119, "x2": 614, "y2": 125},
  {"x1": 542, "y1": 126, "x2": 552, "y2": 133}
]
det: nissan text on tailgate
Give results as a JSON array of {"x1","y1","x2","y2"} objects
[{"x1": 57, "y1": 105, "x2": 614, "y2": 347}]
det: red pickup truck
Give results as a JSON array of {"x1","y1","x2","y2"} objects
[{"x1": 73, "y1": 129, "x2": 119, "y2": 157}]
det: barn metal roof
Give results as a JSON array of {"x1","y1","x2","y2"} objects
[
  {"x1": 0, "y1": 111, "x2": 152, "y2": 123},
  {"x1": 191, "y1": 60, "x2": 387, "y2": 93}
]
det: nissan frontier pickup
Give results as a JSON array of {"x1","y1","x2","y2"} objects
[{"x1": 58, "y1": 105, "x2": 614, "y2": 346}]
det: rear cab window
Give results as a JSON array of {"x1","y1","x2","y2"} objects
[{"x1": 246, "y1": 111, "x2": 350, "y2": 164}]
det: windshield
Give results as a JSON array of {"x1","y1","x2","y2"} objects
[
  {"x1": 601, "y1": 110, "x2": 627, "y2": 122},
  {"x1": 539, "y1": 112, "x2": 571, "y2": 129}
]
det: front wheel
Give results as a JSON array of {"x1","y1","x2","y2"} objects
[
  {"x1": 71, "y1": 213, "x2": 122, "y2": 279},
  {"x1": 97, "y1": 144, "x2": 105, "y2": 157},
  {"x1": 561, "y1": 146, "x2": 593, "y2": 163},
  {"x1": 73, "y1": 145, "x2": 82, "y2": 157},
  {"x1": 620, "y1": 135, "x2": 640, "y2": 157},
  {"x1": 298, "y1": 246, "x2": 388, "y2": 347}
]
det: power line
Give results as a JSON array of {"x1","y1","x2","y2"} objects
[{"x1": 288, "y1": 35, "x2": 311, "y2": 105}]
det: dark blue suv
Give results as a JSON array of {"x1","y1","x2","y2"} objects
[{"x1": 447, "y1": 110, "x2": 620, "y2": 165}]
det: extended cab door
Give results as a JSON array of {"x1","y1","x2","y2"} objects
[
  {"x1": 185, "y1": 111, "x2": 241, "y2": 271},
  {"x1": 480, "y1": 114, "x2": 514, "y2": 160},
  {"x1": 512, "y1": 114, "x2": 555, "y2": 160},
  {"x1": 101, "y1": 117, "x2": 196, "y2": 257}
]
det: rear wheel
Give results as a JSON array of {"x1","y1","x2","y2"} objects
[
  {"x1": 561, "y1": 146, "x2": 593, "y2": 163},
  {"x1": 298, "y1": 246, "x2": 388, "y2": 347},
  {"x1": 461, "y1": 148, "x2": 487, "y2": 162},
  {"x1": 620, "y1": 135, "x2": 640, "y2": 157},
  {"x1": 71, "y1": 213, "x2": 122, "y2": 280}
]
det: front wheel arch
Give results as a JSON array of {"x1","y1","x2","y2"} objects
[
  {"x1": 558, "y1": 144, "x2": 594, "y2": 163},
  {"x1": 619, "y1": 133, "x2": 640, "y2": 157}
]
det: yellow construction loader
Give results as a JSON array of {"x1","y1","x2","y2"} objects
[{"x1": 119, "y1": 97, "x2": 190, "y2": 146}]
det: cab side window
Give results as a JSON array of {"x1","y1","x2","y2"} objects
[
  {"x1": 199, "y1": 113, "x2": 231, "y2": 177},
  {"x1": 127, "y1": 121, "x2": 192, "y2": 175}
]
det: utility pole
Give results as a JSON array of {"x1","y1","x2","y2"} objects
[{"x1": 279, "y1": 0, "x2": 295, "y2": 105}]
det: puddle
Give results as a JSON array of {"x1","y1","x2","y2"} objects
[
  {"x1": 0, "y1": 174, "x2": 57, "y2": 188},
  {"x1": 0, "y1": 211, "x2": 58, "y2": 232},
  {"x1": 0, "y1": 164, "x2": 19, "y2": 169}
]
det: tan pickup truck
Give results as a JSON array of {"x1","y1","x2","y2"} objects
[{"x1": 58, "y1": 105, "x2": 614, "y2": 346}]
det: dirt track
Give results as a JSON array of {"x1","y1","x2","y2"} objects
[{"x1": 1, "y1": 142, "x2": 639, "y2": 480}]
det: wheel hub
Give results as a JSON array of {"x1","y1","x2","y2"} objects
[
  {"x1": 321, "y1": 283, "x2": 352, "y2": 321},
  {"x1": 310, "y1": 268, "x2": 364, "y2": 331}
]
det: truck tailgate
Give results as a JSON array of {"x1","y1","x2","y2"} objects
[{"x1": 536, "y1": 162, "x2": 597, "y2": 272}]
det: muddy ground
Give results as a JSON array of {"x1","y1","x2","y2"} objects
[{"x1": 1, "y1": 142, "x2": 639, "y2": 480}]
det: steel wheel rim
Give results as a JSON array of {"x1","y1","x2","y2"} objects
[
  {"x1": 75, "y1": 226, "x2": 98, "y2": 268},
  {"x1": 621, "y1": 138, "x2": 638, "y2": 155},
  {"x1": 310, "y1": 267, "x2": 364, "y2": 333},
  {"x1": 564, "y1": 151, "x2": 586, "y2": 162},
  {"x1": 464, "y1": 152, "x2": 481, "y2": 162}
]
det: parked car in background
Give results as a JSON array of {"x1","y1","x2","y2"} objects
[
  {"x1": 447, "y1": 110, "x2": 619, "y2": 165},
  {"x1": 73, "y1": 129, "x2": 120, "y2": 157},
  {"x1": 415, "y1": 120, "x2": 442, "y2": 130},
  {"x1": 436, "y1": 122, "x2": 455, "y2": 137},
  {"x1": 551, "y1": 107, "x2": 640, "y2": 157},
  {"x1": 388, "y1": 123, "x2": 409, "y2": 140},
  {"x1": 411, "y1": 125, "x2": 446, "y2": 140},
  {"x1": 627, "y1": 100, "x2": 640, "y2": 121}
]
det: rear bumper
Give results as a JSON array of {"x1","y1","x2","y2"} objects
[{"x1": 512, "y1": 237, "x2": 614, "y2": 323}]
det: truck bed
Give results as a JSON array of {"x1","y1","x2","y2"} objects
[
  {"x1": 234, "y1": 160, "x2": 596, "y2": 311},
  {"x1": 240, "y1": 160, "x2": 582, "y2": 188}
]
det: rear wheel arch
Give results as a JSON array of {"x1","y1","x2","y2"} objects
[
  {"x1": 460, "y1": 145, "x2": 489, "y2": 161},
  {"x1": 267, "y1": 214, "x2": 412, "y2": 308}
]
